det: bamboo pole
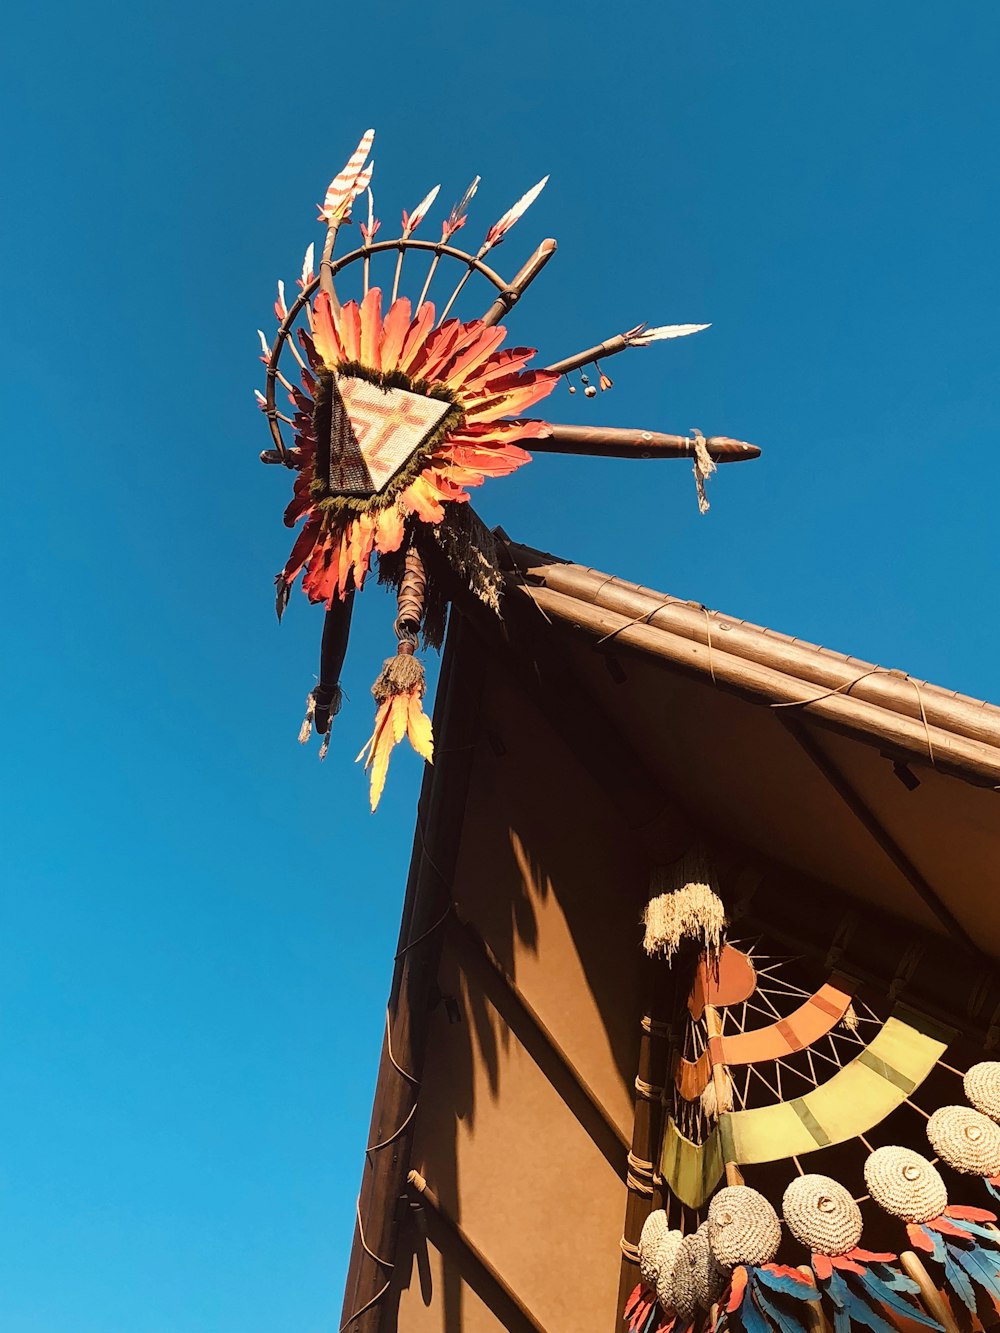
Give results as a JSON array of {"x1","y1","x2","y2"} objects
[
  {"x1": 504, "y1": 547, "x2": 1000, "y2": 757},
  {"x1": 899, "y1": 1251, "x2": 960, "y2": 1333},
  {"x1": 481, "y1": 239, "x2": 557, "y2": 327},
  {"x1": 796, "y1": 1267, "x2": 832, "y2": 1333},
  {"x1": 508, "y1": 581, "x2": 1000, "y2": 794},
  {"x1": 533, "y1": 425, "x2": 760, "y2": 463},
  {"x1": 615, "y1": 959, "x2": 673, "y2": 1324}
]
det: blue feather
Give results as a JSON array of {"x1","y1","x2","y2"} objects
[
  {"x1": 949, "y1": 1218, "x2": 1000, "y2": 1246},
  {"x1": 754, "y1": 1269, "x2": 815, "y2": 1303},
  {"x1": 870, "y1": 1263, "x2": 921, "y2": 1299},
  {"x1": 640, "y1": 1304, "x2": 660, "y2": 1333},
  {"x1": 822, "y1": 1274, "x2": 852, "y2": 1333},
  {"x1": 940, "y1": 1245, "x2": 977, "y2": 1314},
  {"x1": 751, "y1": 1281, "x2": 810, "y2": 1333},
  {"x1": 856, "y1": 1265, "x2": 943, "y2": 1328},
  {"x1": 951, "y1": 1241, "x2": 1000, "y2": 1304},
  {"x1": 735, "y1": 1280, "x2": 771, "y2": 1333}
]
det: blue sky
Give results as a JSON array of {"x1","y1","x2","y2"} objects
[{"x1": 3, "y1": 2, "x2": 999, "y2": 1329}]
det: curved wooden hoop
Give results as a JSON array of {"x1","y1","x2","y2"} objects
[{"x1": 263, "y1": 239, "x2": 508, "y2": 460}]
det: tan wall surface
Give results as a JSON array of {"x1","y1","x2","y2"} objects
[{"x1": 391, "y1": 663, "x2": 652, "y2": 1333}]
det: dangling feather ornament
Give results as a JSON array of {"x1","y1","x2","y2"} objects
[
  {"x1": 782, "y1": 1175, "x2": 942, "y2": 1333},
  {"x1": 929, "y1": 1098, "x2": 1000, "y2": 1205},
  {"x1": 627, "y1": 1216, "x2": 681, "y2": 1333},
  {"x1": 707, "y1": 1187, "x2": 816, "y2": 1333},
  {"x1": 866, "y1": 1146, "x2": 1000, "y2": 1322}
]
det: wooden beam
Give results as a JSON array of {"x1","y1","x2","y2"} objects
[
  {"x1": 780, "y1": 717, "x2": 979, "y2": 954},
  {"x1": 406, "y1": 1171, "x2": 548, "y2": 1333},
  {"x1": 450, "y1": 911, "x2": 631, "y2": 1170},
  {"x1": 534, "y1": 424, "x2": 760, "y2": 463}
]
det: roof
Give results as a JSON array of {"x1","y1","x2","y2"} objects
[
  {"x1": 503, "y1": 539, "x2": 1000, "y2": 956},
  {"x1": 341, "y1": 533, "x2": 1000, "y2": 1333}
]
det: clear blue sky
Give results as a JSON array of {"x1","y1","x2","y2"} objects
[{"x1": 3, "y1": 3, "x2": 999, "y2": 1330}]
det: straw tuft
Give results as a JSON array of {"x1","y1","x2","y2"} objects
[
  {"x1": 927, "y1": 1105, "x2": 1000, "y2": 1177},
  {"x1": 707, "y1": 1186, "x2": 781, "y2": 1267},
  {"x1": 864, "y1": 1146, "x2": 947, "y2": 1223},
  {"x1": 782, "y1": 1175, "x2": 862, "y2": 1256},
  {"x1": 965, "y1": 1061, "x2": 1000, "y2": 1122},
  {"x1": 643, "y1": 852, "x2": 725, "y2": 961},
  {"x1": 701, "y1": 1067, "x2": 735, "y2": 1121}
]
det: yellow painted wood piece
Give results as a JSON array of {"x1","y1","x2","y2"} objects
[{"x1": 660, "y1": 1005, "x2": 953, "y2": 1206}]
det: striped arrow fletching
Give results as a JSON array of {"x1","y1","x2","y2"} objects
[
  {"x1": 632, "y1": 323, "x2": 711, "y2": 344},
  {"x1": 484, "y1": 174, "x2": 548, "y2": 247},
  {"x1": 321, "y1": 128, "x2": 375, "y2": 222},
  {"x1": 403, "y1": 183, "x2": 440, "y2": 235}
]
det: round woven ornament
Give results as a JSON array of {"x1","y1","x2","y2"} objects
[
  {"x1": 690, "y1": 1222, "x2": 729, "y2": 1308},
  {"x1": 654, "y1": 1229, "x2": 684, "y2": 1313},
  {"x1": 781, "y1": 1175, "x2": 862, "y2": 1256},
  {"x1": 707, "y1": 1186, "x2": 781, "y2": 1267},
  {"x1": 639, "y1": 1210, "x2": 670, "y2": 1287},
  {"x1": 671, "y1": 1235, "x2": 699, "y2": 1320},
  {"x1": 965, "y1": 1062, "x2": 1000, "y2": 1122},
  {"x1": 927, "y1": 1105, "x2": 1000, "y2": 1177},
  {"x1": 864, "y1": 1146, "x2": 947, "y2": 1223}
]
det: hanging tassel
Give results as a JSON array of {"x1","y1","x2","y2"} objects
[
  {"x1": 701, "y1": 1066, "x2": 736, "y2": 1121},
  {"x1": 357, "y1": 542, "x2": 434, "y2": 811},
  {"x1": 692, "y1": 428, "x2": 717, "y2": 515},
  {"x1": 643, "y1": 850, "x2": 726, "y2": 962},
  {"x1": 841, "y1": 1003, "x2": 859, "y2": 1035},
  {"x1": 299, "y1": 591, "x2": 353, "y2": 754}
]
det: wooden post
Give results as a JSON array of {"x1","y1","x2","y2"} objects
[
  {"x1": 615, "y1": 958, "x2": 673, "y2": 1325},
  {"x1": 899, "y1": 1251, "x2": 960, "y2": 1333}
]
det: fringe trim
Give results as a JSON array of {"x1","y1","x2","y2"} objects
[
  {"x1": 692, "y1": 429, "x2": 717, "y2": 515},
  {"x1": 371, "y1": 653, "x2": 425, "y2": 701},
  {"x1": 643, "y1": 851, "x2": 725, "y2": 961},
  {"x1": 700, "y1": 1067, "x2": 735, "y2": 1121}
]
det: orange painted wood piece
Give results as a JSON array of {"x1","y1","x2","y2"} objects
[
  {"x1": 674, "y1": 977, "x2": 857, "y2": 1100},
  {"x1": 687, "y1": 946, "x2": 757, "y2": 1020}
]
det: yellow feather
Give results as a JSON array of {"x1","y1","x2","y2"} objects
[
  {"x1": 391, "y1": 693, "x2": 409, "y2": 744},
  {"x1": 406, "y1": 694, "x2": 434, "y2": 762},
  {"x1": 368, "y1": 716, "x2": 395, "y2": 811}
]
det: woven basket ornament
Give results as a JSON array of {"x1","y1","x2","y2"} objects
[
  {"x1": 707, "y1": 1186, "x2": 782, "y2": 1267},
  {"x1": 638, "y1": 1210, "x2": 670, "y2": 1287},
  {"x1": 671, "y1": 1235, "x2": 700, "y2": 1321},
  {"x1": 965, "y1": 1062, "x2": 1000, "y2": 1122},
  {"x1": 690, "y1": 1222, "x2": 730, "y2": 1309},
  {"x1": 927, "y1": 1105, "x2": 1000, "y2": 1177},
  {"x1": 653, "y1": 1229, "x2": 684, "y2": 1313},
  {"x1": 781, "y1": 1174, "x2": 862, "y2": 1256},
  {"x1": 863, "y1": 1146, "x2": 947, "y2": 1223}
]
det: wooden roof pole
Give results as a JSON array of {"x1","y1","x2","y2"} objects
[
  {"x1": 505, "y1": 545, "x2": 1000, "y2": 756},
  {"x1": 405, "y1": 1171, "x2": 548, "y2": 1333},
  {"x1": 339, "y1": 615, "x2": 485, "y2": 1333},
  {"x1": 779, "y1": 718, "x2": 978, "y2": 953},
  {"x1": 511, "y1": 581, "x2": 1000, "y2": 791}
]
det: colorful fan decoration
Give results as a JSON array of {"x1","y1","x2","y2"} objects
[
  {"x1": 623, "y1": 866, "x2": 1000, "y2": 1333},
  {"x1": 256, "y1": 129, "x2": 762, "y2": 808}
]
